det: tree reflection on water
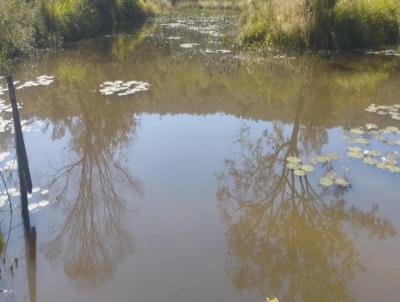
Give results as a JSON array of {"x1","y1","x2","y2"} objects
[
  {"x1": 217, "y1": 93, "x2": 397, "y2": 302},
  {"x1": 44, "y1": 62, "x2": 142, "y2": 288}
]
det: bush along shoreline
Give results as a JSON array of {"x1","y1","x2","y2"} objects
[
  {"x1": 0, "y1": 0, "x2": 165, "y2": 67},
  {"x1": 238, "y1": 0, "x2": 400, "y2": 51}
]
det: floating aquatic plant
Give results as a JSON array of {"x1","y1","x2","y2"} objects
[
  {"x1": 300, "y1": 164, "x2": 314, "y2": 172},
  {"x1": 354, "y1": 138, "x2": 369, "y2": 144},
  {"x1": 350, "y1": 128, "x2": 364, "y2": 135},
  {"x1": 98, "y1": 80, "x2": 150, "y2": 96},
  {"x1": 346, "y1": 144, "x2": 400, "y2": 173},
  {"x1": 365, "y1": 104, "x2": 400, "y2": 121},
  {"x1": 286, "y1": 162, "x2": 300, "y2": 170},
  {"x1": 286, "y1": 156, "x2": 301, "y2": 163},
  {"x1": 320, "y1": 177, "x2": 334, "y2": 187},
  {"x1": 179, "y1": 43, "x2": 199, "y2": 49},
  {"x1": 335, "y1": 178, "x2": 350, "y2": 188},
  {"x1": 16, "y1": 75, "x2": 55, "y2": 90}
]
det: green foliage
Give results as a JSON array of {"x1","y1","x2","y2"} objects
[
  {"x1": 239, "y1": 0, "x2": 400, "y2": 50},
  {"x1": 41, "y1": 0, "x2": 148, "y2": 41},
  {"x1": 0, "y1": 0, "x2": 159, "y2": 66},
  {"x1": 0, "y1": 0, "x2": 39, "y2": 67},
  {"x1": 334, "y1": 0, "x2": 400, "y2": 48}
]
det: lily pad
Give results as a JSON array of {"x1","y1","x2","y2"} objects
[
  {"x1": 365, "y1": 123, "x2": 378, "y2": 130},
  {"x1": 347, "y1": 151, "x2": 363, "y2": 159},
  {"x1": 287, "y1": 162, "x2": 300, "y2": 170},
  {"x1": 385, "y1": 126, "x2": 400, "y2": 133},
  {"x1": 320, "y1": 177, "x2": 334, "y2": 187},
  {"x1": 377, "y1": 162, "x2": 390, "y2": 170},
  {"x1": 300, "y1": 164, "x2": 314, "y2": 173},
  {"x1": 350, "y1": 128, "x2": 364, "y2": 135},
  {"x1": 286, "y1": 156, "x2": 301, "y2": 163},
  {"x1": 388, "y1": 166, "x2": 400, "y2": 173},
  {"x1": 316, "y1": 155, "x2": 329, "y2": 163},
  {"x1": 348, "y1": 147, "x2": 362, "y2": 153},
  {"x1": 369, "y1": 150, "x2": 382, "y2": 157},
  {"x1": 354, "y1": 138, "x2": 369, "y2": 144},
  {"x1": 38, "y1": 200, "x2": 50, "y2": 207},
  {"x1": 325, "y1": 152, "x2": 339, "y2": 160},
  {"x1": 294, "y1": 169, "x2": 306, "y2": 177},
  {"x1": 28, "y1": 203, "x2": 39, "y2": 211},
  {"x1": 365, "y1": 107, "x2": 378, "y2": 113},
  {"x1": 363, "y1": 157, "x2": 378, "y2": 165},
  {"x1": 335, "y1": 178, "x2": 350, "y2": 188}
]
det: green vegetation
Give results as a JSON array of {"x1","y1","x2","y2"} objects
[
  {"x1": 0, "y1": 0, "x2": 41, "y2": 66},
  {"x1": 238, "y1": 0, "x2": 400, "y2": 50},
  {"x1": 0, "y1": 0, "x2": 166, "y2": 67},
  {"x1": 175, "y1": 0, "x2": 243, "y2": 10}
]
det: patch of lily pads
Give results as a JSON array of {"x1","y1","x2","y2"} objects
[
  {"x1": 319, "y1": 172, "x2": 350, "y2": 188},
  {"x1": 365, "y1": 104, "x2": 400, "y2": 121},
  {"x1": 285, "y1": 153, "x2": 351, "y2": 188},
  {"x1": 346, "y1": 146, "x2": 400, "y2": 173},
  {"x1": 98, "y1": 80, "x2": 150, "y2": 96},
  {"x1": 0, "y1": 185, "x2": 51, "y2": 211},
  {"x1": 344, "y1": 123, "x2": 400, "y2": 146},
  {"x1": 15, "y1": 75, "x2": 55, "y2": 90},
  {"x1": 343, "y1": 117, "x2": 400, "y2": 173}
]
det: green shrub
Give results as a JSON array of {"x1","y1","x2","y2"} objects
[
  {"x1": 0, "y1": 0, "x2": 38, "y2": 65},
  {"x1": 0, "y1": 0, "x2": 155, "y2": 66},
  {"x1": 334, "y1": 0, "x2": 400, "y2": 48},
  {"x1": 238, "y1": 0, "x2": 400, "y2": 50},
  {"x1": 41, "y1": 0, "x2": 148, "y2": 41}
]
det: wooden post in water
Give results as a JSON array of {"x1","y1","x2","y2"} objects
[
  {"x1": 6, "y1": 75, "x2": 33, "y2": 232},
  {"x1": 25, "y1": 226, "x2": 37, "y2": 302}
]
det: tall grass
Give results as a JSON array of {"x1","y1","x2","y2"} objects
[
  {"x1": 41, "y1": 0, "x2": 151, "y2": 41},
  {"x1": 334, "y1": 0, "x2": 400, "y2": 48},
  {"x1": 0, "y1": 0, "x2": 39, "y2": 66},
  {"x1": 0, "y1": 0, "x2": 163, "y2": 67},
  {"x1": 238, "y1": 0, "x2": 400, "y2": 50}
]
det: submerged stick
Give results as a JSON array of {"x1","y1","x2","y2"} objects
[{"x1": 6, "y1": 75, "x2": 33, "y2": 231}]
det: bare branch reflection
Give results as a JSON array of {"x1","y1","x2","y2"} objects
[{"x1": 44, "y1": 63, "x2": 142, "y2": 288}]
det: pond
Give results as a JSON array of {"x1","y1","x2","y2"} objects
[{"x1": 1, "y1": 9, "x2": 400, "y2": 302}]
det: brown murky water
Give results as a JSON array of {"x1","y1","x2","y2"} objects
[{"x1": 1, "y1": 10, "x2": 400, "y2": 302}]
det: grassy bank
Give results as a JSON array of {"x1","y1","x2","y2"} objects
[
  {"x1": 239, "y1": 0, "x2": 400, "y2": 50},
  {"x1": 0, "y1": 0, "x2": 167, "y2": 68}
]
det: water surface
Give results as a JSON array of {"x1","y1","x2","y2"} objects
[{"x1": 1, "y1": 10, "x2": 400, "y2": 302}]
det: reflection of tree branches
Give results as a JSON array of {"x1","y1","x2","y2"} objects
[
  {"x1": 217, "y1": 97, "x2": 396, "y2": 302},
  {"x1": 45, "y1": 95, "x2": 142, "y2": 288}
]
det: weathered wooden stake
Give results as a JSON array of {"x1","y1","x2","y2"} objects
[{"x1": 6, "y1": 75, "x2": 33, "y2": 232}]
